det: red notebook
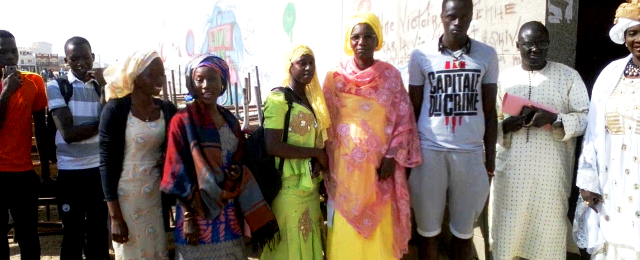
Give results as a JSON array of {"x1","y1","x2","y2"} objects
[{"x1": 502, "y1": 93, "x2": 558, "y2": 130}]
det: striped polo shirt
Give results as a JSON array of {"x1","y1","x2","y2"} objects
[{"x1": 46, "y1": 72, "x2": 103, "y2": 170}]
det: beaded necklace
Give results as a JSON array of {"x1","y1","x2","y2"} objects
[
  {"x1": 526, "y1": 71, "x2": 533, "y2": 142},
  {"x1": 624, "y1": 59, "x2": 640, "y2": 77}
]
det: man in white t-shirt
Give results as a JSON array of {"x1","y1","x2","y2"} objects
[
  {"x1": 47, "y1": 37, "x2": 108, "y2": 260},
  {"x1": 407, "y1": 0, "x2": 499, "y2": 259}
]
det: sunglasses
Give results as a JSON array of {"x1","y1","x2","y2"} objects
[{"x1": 520, "y1": 41, "x2": 550, "y2": 50}]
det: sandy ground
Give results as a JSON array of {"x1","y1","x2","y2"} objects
[
  {"x1": 8, "y1": 205, "x2": 487, "y2": 260},
  {"x1": 8, "y1": 231, "x2": 474, "y2": 260}
]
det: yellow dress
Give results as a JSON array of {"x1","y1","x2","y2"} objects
[
  {"x1": 324, "y1": 91, "x2": 396, "y2": 260},
  {"x1": 327, "y1": 203, "x2": 395, "y2": 260},
  {"x1": 322, "y1": 59, "x2": 421, "y2": 260}
]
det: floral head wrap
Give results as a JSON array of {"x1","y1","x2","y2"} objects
[{"x1": 185, "y1": 54, "x2": 230, "y2": 98}]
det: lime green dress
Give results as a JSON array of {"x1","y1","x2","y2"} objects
[{"x1": 260, "y1": 92, "x2": 324, "y2": 260}]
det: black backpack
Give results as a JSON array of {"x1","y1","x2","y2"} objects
[
  {"x1": 245, "y1": 87, "x2": 295, "y2": 205},
  {"x1": 46, "y1": 76, "x2": 101, "y2": 163}
]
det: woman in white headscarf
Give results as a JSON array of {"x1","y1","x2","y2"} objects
[
  {"x1": 573, "y1": 1, "x2": 640, "y2": 259},
  {"x1": 99, "y1": 50, "x2": 177, "y2": 259}
]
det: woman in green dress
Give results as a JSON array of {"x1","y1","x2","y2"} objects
[{"x1": 260, "y1": 44, "x2": 331, "y2": 260}]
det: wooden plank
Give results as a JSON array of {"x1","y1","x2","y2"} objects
[
  {"x1": 171, "y1": 70, "x2": 177, "y2": 104},
  {"x1": 162, "y1": 77, "x2": 169, "y2": 101}
]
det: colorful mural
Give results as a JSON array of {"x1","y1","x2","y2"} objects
[
  {"x1": 157, "y1": 0, "x2": 546, "y2": 106},
  {"x1": 199, "y1": 2, "x2": 246, "y2": 105},
  {"x1": 283, "y1": 2, "x2": 296, "y2": 43}
]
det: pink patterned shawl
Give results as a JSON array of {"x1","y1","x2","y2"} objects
[{"x1": 323, "y1": 58, "x2": 422, "y2": 258}]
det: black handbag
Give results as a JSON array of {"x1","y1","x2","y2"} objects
[{"x1": 245, "y1": 87, "x2": 295, "y2": 205}]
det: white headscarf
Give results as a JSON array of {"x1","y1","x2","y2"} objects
[
  {"x1": 609, "y1": 17, "x2": 640, "y2": 44},
  {"x1": 103, "y1": 50, "x2": 161, "y2": 101}
]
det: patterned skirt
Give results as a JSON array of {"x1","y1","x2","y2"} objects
[{"x1": 174, "y1": 201, "x2": 245, "y2": 260}]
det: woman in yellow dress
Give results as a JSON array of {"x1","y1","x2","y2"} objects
[
  {"x1": 260, "y1": 44, "x2": 330, "y2": 260},
  {"x1": 323, "y1": 12, "x2": 422, "y2": 260}
]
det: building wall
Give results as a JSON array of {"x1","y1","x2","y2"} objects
[
  {"x1": 30, "y1": 42, "x2": 52, "y2": 55},
  {"x1": 156, "y1": 0, "x2": 574, "y2": 104},
  {"x1": 547, "y1": 0, "x2": 579, "y2": 67},
  {"x1": 18, "y1": 47, "x2": 36, "y2": 71},
  {"x1": 18, "y1": 48, "x2": 36, "y2": 66},
  {"x1": 35, "y1": 53, "x2": 63, "y2": 70}
]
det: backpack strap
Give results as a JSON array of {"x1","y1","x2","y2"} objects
[
  {"x1": 55, "y1": 76, "x2": 73, "y2": 105},
  {"x1": 55, "y1": 75, "x2": 102, "y2": 105},
  {"x1": 272, "y1": 87, "x2": 295, "y2": 172}
]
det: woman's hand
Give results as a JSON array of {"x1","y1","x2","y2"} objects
[
  {"x1": 221, "y1": 163, "x2": 243, "y2": 194},
  {"x1": 225, "y1": 164, "x2": 243, "y2": 181},
  {"x1": 110, "y1": 216, "x2": 129, "y2": 244},
  {"x1": 183, "y1": 214, "x2": 199, "y2": 246},
  {"x1": 378, "y1": 157, "x2": 396, "y2": 180},
  {"x1": 314, "y1": 149, "x2": 329, "y2": 170},
  {"x1": 311, "y1": 160, "x2": 323, "y2": 179},
  {"x1": 155, "y1": 158, "x2": 165, "y2": 170},
  {"x1": 580, "y1": 189, "x2": 604, "y2": 213}
]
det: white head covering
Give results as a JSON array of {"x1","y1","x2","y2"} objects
[
  {"x1": 610, "y1": 17, "x2": 640, "y2": 44},
  {"x1": 103, "y1": 50, "x2": 161, "y2": 101}
]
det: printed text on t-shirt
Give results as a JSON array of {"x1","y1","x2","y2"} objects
[{"x1": 427, "y1": 67, "x2": 481, "y2": 118}]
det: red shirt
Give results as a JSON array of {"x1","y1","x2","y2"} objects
[{"x1": 0, "y1": 72, "x2": 48, "y2": 172}]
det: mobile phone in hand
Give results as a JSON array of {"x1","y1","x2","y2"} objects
[
  {"x1": 521, "y1": 106, "x2": 535, "y2": 125},
  {"x1": 3, "y1": 65, "x2": 17, "y2": 79}
]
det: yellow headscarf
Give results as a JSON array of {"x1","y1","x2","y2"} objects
[
  {"x1": 344, "y1": 11, "x2": 384, "y2": 56},
  {"x1": 283, "y1": 44, "x2": 331, "y2": 148},
  {"x1": 615, "y1": 0, "x2": 640, "y2": 24},
  {"x1": 610, "y1": 0, "x2": 640, "y2": 44},
  {"x1": 104, "y1": 50, "x2": 161, "y2": 101}
]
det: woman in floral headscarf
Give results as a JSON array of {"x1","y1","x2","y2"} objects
[
  {"x1": 161, "y1": 54, "x2": 278, "y2": 260},
  {"x1": 99, "y1": 50, "x2": 177, "y2": 259},
  {"x1": 322, "y1": 12, "x2": 422, "y2": 260},
  {"x1": 259, "y1": 44, "x2": 331, "y2": 260},
  {"x1": 574, "y1": 1, "x2": 640, "y2": 259}
]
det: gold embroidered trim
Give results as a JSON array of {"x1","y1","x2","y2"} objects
[
  {"x1": 591, "y1": 241, "x2": 640, "y2": 259},
  {"x1": 606, "y1": 79, "x2": 640, "y2": 135},
  {"x1": 298, "y1": 207, "x2": 313, "y2": 243},
  {"x1": 289, "y1": 111, "x2": 316, "y2": 137}
]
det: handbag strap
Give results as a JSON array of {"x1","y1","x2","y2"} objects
[{"x1": 271, "y1": 87, "x2": 295, "y2": 172}]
